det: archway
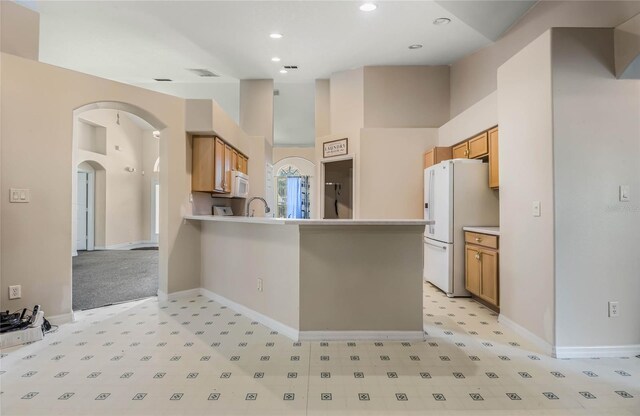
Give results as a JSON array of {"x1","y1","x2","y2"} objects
[
  {"x1": 72, "y1": 101, "x2": 165, "y2": 310},
  {"x1": 273, "y1": 157, "x2": 315, "y2": 219}
]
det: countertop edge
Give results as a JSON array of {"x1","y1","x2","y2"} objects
[
  {"x1": 185, "y1": 215, "x2": 431, "y2": 226},
  {"x1": 462, "y1": 226, "x2": 500, "y2": 236}
]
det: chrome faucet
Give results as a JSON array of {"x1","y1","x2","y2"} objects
[{"x1": 245, "y1": 197, "x2": 271, "y2": 217}]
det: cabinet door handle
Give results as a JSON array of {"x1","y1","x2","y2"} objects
[
  {"x1": 475, "y1": 237, "x2": 482, "y2": 243},
  {"x1": 475, "y1": 252, "x2": 481, "y2": 261}
]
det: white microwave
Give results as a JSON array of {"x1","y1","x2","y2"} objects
[{"x1": 230, "y1": 171, "x2": 249, "y2": 198}]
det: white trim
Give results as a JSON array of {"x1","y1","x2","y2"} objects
[
  {"x1": 553, "y1": 344, "x2": 640, "y2": 359},
  {"x1": 46, "y1": 311, "x2": 76, "y2": 326},
  {"x1": 86, "y1": 170, "x2": 95, "y2": 251},
  {"x1": 157, "y1": 288, "x2": 200, "y2": 302},
  {"x1": 319, "y1": 154, "x2": 356, "y2": 220},
  {"x1": 498, "y1": 314, "x2": 553, "y2": 356},
  {"x1": 94, "y1": 240, "x2": 157, "y2": 250},
  {"x1": 299, "y1": 331, "x2": 425, "y2": 341},
  {"x1": 199, "y1": 288, "x2": 300, "y2": 340}
]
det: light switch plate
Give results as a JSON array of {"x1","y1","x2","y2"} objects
[
  {"x1": 9, "y1": 188, "x2": 30, "y2": 203},
  {"x1": 532, "y1": 201, "x2": 541, "y2": 217},
  {"x1": 619, "y1": 185, "x2": 630, "y2": 202}
]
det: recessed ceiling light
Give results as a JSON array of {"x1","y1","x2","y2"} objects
[
  {"x1": 271, "y1": 57, "x2": 281, "y2": 62},
  {"x1": 433, "y1": 17, "x2": 451, "y2": 25},
  {"x1": 270, "y1": 33, "x2": 283, "y2": 39},
  {"x1": 280, "y1": 69, "x2": 288, "y2": 74},
  {"x1": 359, "y1": 3, "x2": 377, "y2": 12},
  {"x1": 408, "y1": 44, "x2": 423, "y2": 50}
]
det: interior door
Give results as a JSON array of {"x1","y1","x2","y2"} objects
[{"x1": 76, "y1": 172, "x2": 88, "y2": 251}]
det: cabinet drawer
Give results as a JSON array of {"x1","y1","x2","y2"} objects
[
  {"x1": 464, "y1": 232, "x2": 498, "y2": 249},
  {"x1": 468, "y1": 132, "x2": 488, "y2": 159}
]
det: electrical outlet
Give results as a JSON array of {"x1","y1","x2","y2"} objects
[
  {"x1": 608, "y1": 301, "x2": 619, "y2": 318},
  {"x1": 257, "y1": 278, "x2": 263, "y2": 292},
  {"x1": 9, "y1": 285, "x2": 21, "y2": 299}
]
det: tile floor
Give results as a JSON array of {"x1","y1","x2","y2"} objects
[{"x1": 1, "y1": 283, "x2": 638, "y2": 415}]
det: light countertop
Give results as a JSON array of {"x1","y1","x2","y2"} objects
[
  {"x1": 185, "y1": 214, "x2": 431, "y2": 226},
  {"x1": 462, "y1": 226, "x2": 500, "y2": 236}
]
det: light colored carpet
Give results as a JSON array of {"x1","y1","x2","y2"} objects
[{"x1": 72, "y1": 249, "x2": 158, "y2": 310}]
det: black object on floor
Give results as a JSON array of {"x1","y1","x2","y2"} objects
[
  {"x1": 130, "y1": 246, "x2": 158, "y2": 251},
  {"x1": 72, "y1": 250, "x2": 158, "y2": 310}
]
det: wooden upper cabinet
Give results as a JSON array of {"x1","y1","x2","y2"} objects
[
  {"x1": 238, "y1": 155, "x2": 248, "y2": 174},
  {"x1": 192, "y1": 136, "x2": 215, "y2": 192},
  {"x1": 213, "y1": 137, "x2": 225, "y2": 192},
  {"x1": 468, "y1": 132, "x2": 489, "y2": 159},
  {"x1": 192, "y1": 135, "x2": 247, "y2": 194},
  {"x1": 424, "y1": 146, "x2": 453, "y2": 169},
  {"x1": 232, "y1": 149, "x2": 239, "y2": 172},
  {"x1": 488, "y1": 127, "x2": 499, "y2": 188},
  {"x1": 452, "y1": 142, "x2": 469, "y2": 159},
  {"x1": 224, "y1": 144, "x2": 233, "y2": 193}
]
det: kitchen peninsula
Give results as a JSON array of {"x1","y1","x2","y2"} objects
[{"x1": 185, "y1": 215, "x2": 431, "y2": 341}]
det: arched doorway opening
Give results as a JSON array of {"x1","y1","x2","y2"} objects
[{"x1": 72, "y1": 101, "x2": 165, "y2": 311}]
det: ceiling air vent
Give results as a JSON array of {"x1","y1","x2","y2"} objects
[
  {"x1": 154, "y1": 78, "x2": 172, "y2": 82},
  {"x1": 283, "y1": 65, "x2": 298, "y2": 70},
  {"x1": 187, "y1": 68, "x2": 220, "y2": 77}
]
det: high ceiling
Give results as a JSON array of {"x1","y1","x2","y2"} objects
[
  {"x1": 22, "y1": 0, "x2": 536, "y2": 147},
  {"x1": 29, "y1": 0, "x2": 536, "y2": 84}
]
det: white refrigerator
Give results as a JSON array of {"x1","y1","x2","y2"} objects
[{"x1": 423, "y1": 159, "x2": 499, "y2": 297}]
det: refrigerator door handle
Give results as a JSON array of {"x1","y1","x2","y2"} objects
[{"x1": 424, "y1": 238, "x2": 446, "y2": 250}]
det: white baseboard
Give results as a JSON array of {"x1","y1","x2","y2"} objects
[
  {"x1": 498, "y1": 314, "x2": 553, "y2": 356},
  {"x1": 299, "y1": 331, "x2": 425, "y2": 341},
  {"x1": 46, "y1": 311, "x2": 75, "y2": 326},
  {"x1": 554, "y1": 344, "x2": 640, "y2": 359},
  {"x1": 95, "y1": 241, "x2": 157, "y2": 250},
  {"x1": 157, "y1": 288, "x2": 200, "y2": 302},
  {"x1": 199, "y1": 288, "x2": 300, "y2": 341}
]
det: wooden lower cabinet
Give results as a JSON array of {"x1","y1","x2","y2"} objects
[{"x1": 464, "y1": 231, "x2": 499, "y2": 309}]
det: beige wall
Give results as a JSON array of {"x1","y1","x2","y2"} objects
[
  {"x1": 360, "y1": 128, "x2": 438, "y2": 219},
  {"x1": 363, "y1": 66, "x2": 450, "y2": 128},
  {"x1": 451, "y1": 1, "x2": 640, "y2": 117},
  {"x1": 614, "y1": 12, "x2": 640, "y2": 79},
  {"x1": 273, "y1": 146, "x2": 316, "y2": 164},
  {"x1": 185, "y1": 99, "x2": 251, "y2": 153},
  {"x1": 200, "y1": 221, "x2": 300, "y2": 330},
  {"x1": 438, "y1": 91, "x2": 497, "y2": 147},
  {"x1": 1, "y1": 53, "x2": 200, "y2": 317},
  {"x1": 0, "y1": 1, "x2": 39, "y2": 60},
  {"x1": 239, "y1": 79, "x2": 274, "y2": 145},
  {"x1": 497, "y1": 31, "x2": 555, "y2": 346},
  {"x1": 314, "y1": 79, "x2": 330, "y2": 138},
  {"x1": 299, "y1": 225, "x2": 423, "y2": 331},
  {"x1": 552, "y1": 28, "x2": 640, "y2": 349}
]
